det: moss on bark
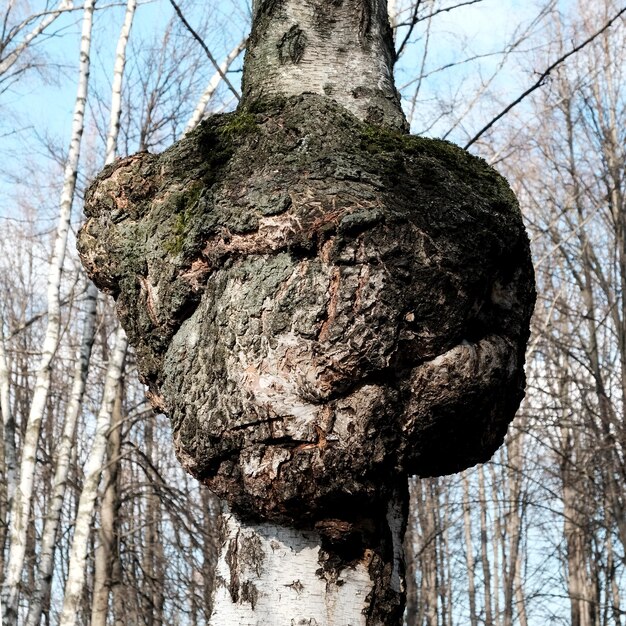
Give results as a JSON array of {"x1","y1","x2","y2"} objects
[{"x1": 79, "y1": 92, "x2": 534, "y2": 525}]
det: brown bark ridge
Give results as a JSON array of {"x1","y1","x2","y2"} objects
[{"x1": 78, "y1": 93, "x2": 535, "y2": 530}]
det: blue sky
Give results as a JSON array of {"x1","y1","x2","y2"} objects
[{"x1": 0, "y1": 0, "x2": 571, "y2": 221}]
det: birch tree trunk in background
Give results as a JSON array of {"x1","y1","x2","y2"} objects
[
  {"x1": 478, "y1": 466, "x2": 494, "y2": 626},
  {"x1": 0, "y1": 316, "x2": 16, "y2": 559},
  {"x1": 463, "y1": 475, "x2": 479, "y2": 626},
  {"x1": 503, "y1": 434, "x2": 525, "y2": 626},
  {"x1": 185, "y1": 37, "x2": 247, "y2": 132},
  {"x1": 404, "y1": 485, "x2": 419, "y2": 626},
  {"x1": 143, "y1": 418, "x2": 165, "y2": 626},
  {"x1": 2, "y1": 0, "x2": 94, "y2": 619},
  {"x1": 18, "y1": 0, "x2": 136, "y2": 620},
  {"x1": 105, "y1": 0, "x2": 137, "y2": 164},
  {"x1": 59, "y1": 1, "x2": 136, "y2": 621},
  {"x1": 24, "y1": 284, "x2": 98, "y2": 626},
  {"x1": 90, "y1": 383, "x2": 123, "y2": 626},
  {"x1": 58, "y1": 327, "x2": 128, "y2": 626}
]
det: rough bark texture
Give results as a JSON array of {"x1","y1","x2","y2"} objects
[{"x1": 78, "y1": 94, "x2": 535, "y2": 533}]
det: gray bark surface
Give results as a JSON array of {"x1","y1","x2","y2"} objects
[
  {"x1": 77, "y1": 5, "x2": 534, "y2": 621},
  {"x1": 243, "y1": 0, "x2": 406, "y2": 130},
  {"x1": 78, "y1": 94, "x2": 534, "y2": 528}
]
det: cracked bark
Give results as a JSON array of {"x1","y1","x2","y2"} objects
[{"x1": 77, "y1": 1, "x2": 535, "y2": 623}]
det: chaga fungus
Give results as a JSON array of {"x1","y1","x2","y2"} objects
[{"x1": 78, "y1": 94, "x2": 535, "y2": 527}]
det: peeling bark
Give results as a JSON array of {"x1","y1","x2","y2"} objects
[
  {"x1": 210, "y1": 488, "x2": 407, "y2": 626},
  {"x1": 77, "y1": 2, "x2": 535, "y2": 622}
]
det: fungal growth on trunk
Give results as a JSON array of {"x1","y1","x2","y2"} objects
[{"x1": 78, "y1": 1, "x2": 535, "y2": 624}]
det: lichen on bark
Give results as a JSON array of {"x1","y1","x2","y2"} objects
[{"x1": 78, "y1": 94, "x2": 535, "y2": 533}]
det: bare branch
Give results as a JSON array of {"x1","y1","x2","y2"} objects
[
  {"x1": 464, "y1": 6, "x2": 626, "y2": 149},
  {"x1": 395, "y1": 0, "x2": 486, "y2": 60},
  {"x1": 185, "y1": 37, "x2": 246, "y2": 131},
  {"x1": 167, "y1": 0, "x2": 241, "y2": 101},
  {"x1": 0, "y1": 0, "x2": 73, "y2": 77}
]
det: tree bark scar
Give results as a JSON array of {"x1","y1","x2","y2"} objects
[
  {"x1": 278, "y1": 25, "x2": 307, "y2": 64},
  {"x1": 359, "y1": 0, "x2": 373, "y2": 43},
  {"x1": 225, "y1": 529, "x2": 241, "y2": 602},
  {"x1": 240, "y1": 580, "x2": 259, "y2": 609},
  {"x1": 259, "y1": 0, "x2": 284, "y2": 16}
]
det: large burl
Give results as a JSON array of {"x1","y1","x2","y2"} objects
[{"x1": 78, "y1": 94, "x2": 535, "y2": 525}]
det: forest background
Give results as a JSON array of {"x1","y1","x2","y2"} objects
[{"x1": 0, "y1": 0, "x2": 625, "y2": 624}]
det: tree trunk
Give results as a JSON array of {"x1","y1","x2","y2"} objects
[
  {"x1": 143, "y1": 417, "x2": 165, "y2": 626},
  {"x1": 77, "y1": 1, "x2": 535, "y2": 624},
  {"x1": 478, "y1": 466, "x2": 494, "y2": 626},
  {"x1": 200, "y1": 486, "x2": 219, "y2": 620},
  {"x1": 88, "y1": 1, "x2": 137, "y2": 618},
  {"x1": 104, "y1": 0, "x2": 136, "y2": 164},
  {"x1": 186, "y1": 38, "x2": 247, "y2": 132},
  {"x1": 210, "y1": 487, "x2": 408, "y2": 626},
  {"x1": 25, "y1": 284, "x2": 98, "y2": 626},
  {"x1": 0, "y1": 317, "x2": 15, "y2": 583},
  {"x1": 90, "y1": 383, "x2": 123, "y2": 626},
  {"x1": 489, "y1": 462, "x2": 502, "y2": 626},
  {"x1": 58, "y1": 327, "x2": 127, "y2": 626},
  {"x1": 2, "y1": 0, "x2": 94, "y2": 618},
  {"x1": 242, "y1": 0, "x2": 406, "y2": 129},
  {"x1": 462, "y1": 474, "x2": 478, "y2": 626}
]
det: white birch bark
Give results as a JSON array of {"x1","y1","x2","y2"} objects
[
  {"x1": 388, "y1": 0, "x2": 399, "y2": 32},
  {"x1": 209, "y1": 501, "x2": 406, "y2": 626},
  {"x1": 58, "y1": 326, "x2": 128, "y2": 626},
  {"x1": 87, "y1": 4, "x2": 137, "y2": 619},
  {"x1": 0, "y1": 316, "x2": 16, "y2": 510},
  {"x1": 478, "y1": 465, "x2": 494, "y2": 626},
  {"x1": 185, "y1": 38, "x2": 247, "y2": 132},
  {"x1": 24, "y1": 283, "x2": 98, "y2": 626},
  {"x1": 20, "y1": 0, "x2": 134, "y2": 617},
  {"x1": 0, "y1": 0, "x2": 74, "y2": 76},
  {"x1": 462, "y1": 474, "x2": 478, "y2": 626},
  {"x1": 2, "y1": 0, "x2": 94, "y2": 619},
  {"x1": 243, "y1": 0, "x2": 406, "y2": 129},
  {"x1": 104, "y1": 0, "x2": 137, "y2": 165},
  {"x1": 489, "y1": 462, "x2": 502, "y2": 625}
]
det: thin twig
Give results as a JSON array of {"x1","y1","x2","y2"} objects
[
  {"x1": 395, "y1": 0, "x2": 422, "y2": 61},
  {"x1": 396, "y1": 0, "x2": 485, "y2": 27},
  {"x1": 167, "y1": 0, "x2": 240, "y2": 101},
  {"x1": 464, "y1": 6, "x2": 626, "y2": 149},
  {"x1": 395, "y1": 0, "x2": 486, "y2": 60}
]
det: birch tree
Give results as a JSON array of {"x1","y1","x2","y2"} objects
[
  {"x1": 24, "y1": 284, "x2": 98, "y2": 626},
  {"x1": 185, "y1": 37, "x2": 247, "y2": 133},
  {"x1": 2, "y1": 0, "x2": 95, "y2": 619},
  {"x1": 57, "y1": 1, "x2": 136, "y2": 621},
  {"x1": 7, "y1": 0, "x2": 625, "y2": 623},
  {"x1": 58, "y1": 326, "x2": 128, "y2": 626},
  {"x1": 76, "y1": 0, "x2": 534, "y2": 623}
]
